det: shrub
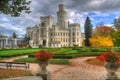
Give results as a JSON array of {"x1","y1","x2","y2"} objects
[{"x1": 28, "y1": 54, "x2": 34, "y2": 58}]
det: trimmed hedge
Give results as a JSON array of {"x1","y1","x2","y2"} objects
[
  {"x1": 14, "y1": 58, "x2": 37, "y2": 63},
  {"x1": 49, "y1": 59, "x2": 70, "y2": 65},
  {"x1": 28, "y1": 51, "x2": 102, "y2": 59},
  {"x1": 53, "y1": 55, "x2": 74, "y2": 59}
]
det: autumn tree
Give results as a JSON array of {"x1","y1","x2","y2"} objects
[
  {"x1": 0, "y1": 0, "x2": 31, "y2": 17},
  {"x1": 93, "y1": 26, "x2": 113, "y2": 37},
  {"x1": 84, "y1": 16, "x2": 93, "y2": 47},
  {"x1": 89, "y1": 36, "x2": 113, "y2": 47},
  {"x1": 89, "y1": 26, "x2": 114, "y2": 47}
]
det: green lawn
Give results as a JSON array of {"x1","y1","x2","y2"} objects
[
  {"x1": 0, "y1": 48, "x2": 41, "y2": 58},
  {"x1": 14, "y1": 58, "x2": 70, "y2": 65}
]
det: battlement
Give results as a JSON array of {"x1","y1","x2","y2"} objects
[
  {"x1": 40, "y1": 16, "x2": 53, "y2": 19},
  {"x1": 69, "y1": 23, "x2": 80, "y2": 27},
  {"x1": 59, "y1": 4, "x2": 65, "y2": 11},
  {"x1": 26, "y1": 27, "x2": 32, "y2": 29}
]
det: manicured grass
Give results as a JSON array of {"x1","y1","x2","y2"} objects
[
  {"x1": 0, "y1": 48, "x2": 41, "y2": 58},
  {"x1": 14, "y1": 58, "x2": 70, "y2": 65},
  {"x1": 0, "y1": 68, "x2": 33, "y2": 79},
  {"x1": 86, "y1": 58, "x2": 104, "y2": 66},
  {"x1": 55, "y1": 48, "x2": 72, "y2": 54},
  {"x1": 15, "y1": 58, "x2": 37, "y2": 63},
  {"x1": 66, "y1": 50, "x2": 78, "y2": 53},
  {"x1": 49, "y1": 59, "x2": 70, "y2": 65}
]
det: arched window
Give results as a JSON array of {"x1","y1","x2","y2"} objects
[{"x1": 73, "y1": 32, "x2": 75, "y2": 36}]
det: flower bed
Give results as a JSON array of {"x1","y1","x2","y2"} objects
[{"x1": 96, "y1": 50, "x2": 120, "y2": 65}]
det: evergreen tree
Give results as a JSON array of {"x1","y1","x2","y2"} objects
[
  {"x1": 113, "y1": 17, "x2": 120, "y2": 46},
  {"x1": 0, "y1": 0, "x2": 31, "y2": 17},
  {"x1": 84, "y1": 16, "x2": 93, "y2": 47},
  {"x1": 114, "y1": 18, "x2": 120, "y2": 31},
  {"x1": 12, "y1": 32, "x2": 17, "y2": 38},
  {"x1": 0, "y1": 33, "x2": 8, "y2": 38},
  {"x1": 22, "y1": 34, "x2": 30, "y2": 44}
]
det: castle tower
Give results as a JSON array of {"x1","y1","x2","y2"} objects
[
  {"x1": 40, "y1": 16, "x2": 53, "y2": 28},
  {"x1": 57, "y1": 4, "x2": 67, "y2": 29},
  {"x1": 39, "y1": 16, "x2": 53, "y2": 47}
]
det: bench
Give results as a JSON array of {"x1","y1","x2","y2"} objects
[
  {"x1": 0, "y1": 62, "x2": 10, "y2": 69},
  {"x1": 0, "y1": 62, "x2": 29, "y2": 70}
]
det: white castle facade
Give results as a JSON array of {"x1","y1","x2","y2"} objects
[
  {"x1": 0, "y1": 37, "x2": 22, "y2": 48},
  {"x1": 26, "y1": 4, "x2": 83, "y2": 48}
]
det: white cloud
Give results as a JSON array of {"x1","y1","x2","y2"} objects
[{"x1": 1, "y1": 17, "x2": 10, "y2": 22}]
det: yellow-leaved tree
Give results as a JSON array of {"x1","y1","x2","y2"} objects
[
  {"x1": 89, "y1": 26, "x2": 114, "y2": 47},
  {"x1": 89, "y1": 36, "x2": 113, "y2": 47}
]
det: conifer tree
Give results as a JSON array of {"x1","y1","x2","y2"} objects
[
  {"x1": 84, "y1": 16, "x2": 93, "y2": 47},
  {"x1": 12, "y1": 32, "x2": 17, "y2": 38}
]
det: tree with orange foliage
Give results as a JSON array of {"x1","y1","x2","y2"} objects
[
  {"x1": 89, "y1": 26, "x2": 114, "y2": 47},
  {"x1": 89, "y1": 36, "x2": 113, "y2": 47},
  {"x1": 93, "y1": 26, "x2": 113, "y2": 37}
]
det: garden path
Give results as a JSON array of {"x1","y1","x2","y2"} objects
[
  {"x1": 48, "y1": 57, "x2": 107, "y2": 80},
  {"x1": 1, "y1": 56, "x2": 120, "y2": 80},
  {"x1": 1, "y1": 55, "x2": 28, "y2": 62}
]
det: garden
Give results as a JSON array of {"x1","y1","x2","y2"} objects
[{"x1": 1, "y1": 47, "x2": 120, "y2": 79}]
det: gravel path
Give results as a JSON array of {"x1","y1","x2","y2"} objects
[
  {"x1": 48, "y1": 57, "x2": 107, "y2": 80},
  {"x1": 1, "y1": 55, "x2": 28, "y2": 62}
]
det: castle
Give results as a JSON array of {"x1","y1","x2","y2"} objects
[{"x1": 26, "y1": 4, "x2": 83, "y2": 48}]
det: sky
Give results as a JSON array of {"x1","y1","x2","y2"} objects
[{"x1": 0, "y1": 0, "x2": 120, "y2": 38}]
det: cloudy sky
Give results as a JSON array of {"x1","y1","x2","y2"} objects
[{"x1": 0, "y1": 0, "x2": 120, "y2": 38}]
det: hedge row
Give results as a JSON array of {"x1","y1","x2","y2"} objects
[{"x1": 28, "y1": 52, "x2": 101, "y2": 59}]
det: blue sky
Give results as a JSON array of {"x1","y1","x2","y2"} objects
[{"x1": 0, "y1": 0, "x2": 120, "y2": 38}]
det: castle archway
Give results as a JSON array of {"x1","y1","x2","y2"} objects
[{"x1": 43, "y1": 40, "x2": 46, "y2": 46}]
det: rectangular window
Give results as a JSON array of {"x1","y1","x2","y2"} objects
[
  {"x1": 51, "y1": 33, "x2": 52, "y2": 36},
  {"x1": 77, "y1": 32, "x2": 79, "y2": 36},
  {"x1": 72, "y1": 38, "x2": 75, "y2": 42},
  {"x1": 73, "y1": 32, "x2": 75, "y2": 36},
  {"x1": 77, "y1": 38, "x2": 79, "y2": 42}
]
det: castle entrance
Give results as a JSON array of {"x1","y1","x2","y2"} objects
[{"x1": 42, "y1": 40, "x2": 46, "y2": 46}]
